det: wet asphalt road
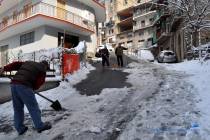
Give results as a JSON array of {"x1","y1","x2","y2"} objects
[{"x1": 74, "y1": 54, "x2": 136, "y2": 96}]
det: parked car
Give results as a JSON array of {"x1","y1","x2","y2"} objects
[
  {"x1": 137, "y1": 48, "x2": 154, "y2": 62},
  {"x1": 157, "y1": 50, "x2": 177, "y2": 63}
]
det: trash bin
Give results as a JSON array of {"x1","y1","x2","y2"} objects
[{"x1": 63, "y1": 53, "x2": 80, "y2": 75}]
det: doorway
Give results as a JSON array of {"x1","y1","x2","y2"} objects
[
  {"x1": 58, "y1": 33, "x2": 79, "y2": 49},
  {"x1": 0, "y1": 45, "x2": 9, "y2": 67}
]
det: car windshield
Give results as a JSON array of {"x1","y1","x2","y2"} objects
[{"x1": 165, "y1": 52, "x2": 174, "y2": 56}]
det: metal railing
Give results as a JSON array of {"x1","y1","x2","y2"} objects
[{"x1": 0, "y1": 2, "x2": 94, "y2": 32}]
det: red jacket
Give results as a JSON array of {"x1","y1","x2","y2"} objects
[{"x1": 4, "y1": 61, "x2": 46, "y2": 90}]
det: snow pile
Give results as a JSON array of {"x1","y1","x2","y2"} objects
[
  {"x1": 137, "y1": 49, "x2": 154, "y2": 61},
  {"x1": 74, "y1": 41, "x2": 86, "y2": 54}
]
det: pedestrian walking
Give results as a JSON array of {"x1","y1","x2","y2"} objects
[
  {"x1": 115, "y1": 45, "x2": 128, "y2": 67},
  {"x1": 99, "y1": 45, "x2": 110, "y2": 67},
  {"x1": 0, "y1": 61, "x2": 52, "y2": 135}
]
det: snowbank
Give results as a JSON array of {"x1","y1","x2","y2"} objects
[{"x1": 161, "y1": 60, "x2": 210, "y2": 138}]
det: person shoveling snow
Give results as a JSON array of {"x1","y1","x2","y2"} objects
[{"x1": 0, "y1": 61, "x2": 52, "y2": 135}]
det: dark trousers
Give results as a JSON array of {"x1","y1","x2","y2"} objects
[
  {"x1": 117, "y1": 55, "x2": 123, "y2": 67},
  {"x1": 102, "y1": 56, "x2": 110, "y2": 67}
]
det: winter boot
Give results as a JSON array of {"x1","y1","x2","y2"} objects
[
  {"x1": 37, "y1": 122, "x2": 52, "y2": 133},
  {"x1": 19, "y1": 126, "x2": 28, "y2": 135}
]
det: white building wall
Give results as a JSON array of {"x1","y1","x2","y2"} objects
[
  {"x1": 0, "y1": 0, "x2": 99, "y2": 58},
  {"x1": 0, "y1": 26, "x2": 48, "y2": 59}
]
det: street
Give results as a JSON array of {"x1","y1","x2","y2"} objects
[{"x1": 0, "y1": 55, "x2": 201, "y2": 140}]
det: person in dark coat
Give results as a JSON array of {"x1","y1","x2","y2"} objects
[
  {"x1": 115, "y1": 45, "x2": 128, "y2": 67},
  {"x1": 99, "y1": 46, "x2": 110, "y2": 67},
  {"x1": 0, "y1": 61, "x2": 52, "y2": 135}
]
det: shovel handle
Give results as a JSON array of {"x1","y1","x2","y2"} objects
[{"x1": 35, "y1": 92, "x2": 54, "y2": 103}]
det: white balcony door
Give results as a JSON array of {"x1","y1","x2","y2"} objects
[{"x1": 0, "y1": 45, "x2": 8, "y2": 67}]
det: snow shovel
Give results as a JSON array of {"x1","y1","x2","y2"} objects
[{"x1": 35, "y1": 92, "x2": 62, "y2": 111}]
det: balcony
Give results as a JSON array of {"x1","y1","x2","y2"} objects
[
  {"x1": 116, "y1": 1, "x2": 133, "y2": 13},
  {"x1": 153, "y1": 8, "x2": 170, "y2": 25},
  {"x1": 134, "y1": 0, "x2": 153, "y2": 7},
  {"x1": 0, "y1": 2, "x2": 95, "y2": 41},
  {"x1": 117, "y1": 17, "x2": 133, "y2": 26},
  {"x1": 133, "y1": 23, "x2": 153, "y2": 31},
  {"x1": 0, "y1": 0, "x2": 24, "y2": 14},
  {"x1": 77, "y1": 0, "x2": 106, "y2": 22},
  {"x1": 171, "y1": 10, "x2": 184, "y2": 32},
  {"x1": 156, "y1": 30, "x2": 171, "y2": 44},
  {"x1": 133, "y1": 10, "x2": 156, "y2": 20}
]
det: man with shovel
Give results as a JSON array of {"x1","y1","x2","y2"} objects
[{"x1": 0, "y1": 61, "x2": 52, "y2": 135}]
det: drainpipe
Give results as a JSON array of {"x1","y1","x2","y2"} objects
[{"x1": 199, "y1": 28, "x2": 201, "y2": 46}]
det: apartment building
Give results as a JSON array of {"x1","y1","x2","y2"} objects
[
  {"x1": 107, "y1": 0, "x2": 157, "y2": 53},
  {"x1": 0, "y1": 0, "x2": 105, "y2": 66},
  {"x1": 104, "y1": 0, "x2": 116, "y2": 47},
  {"x1": 153, "y1": 0, "x2": 186, "y2": 61},
  {"x1": 115, "y1": 0, "x2": 134, "y2": 50},
  {"x1": 133, "y1": 0, "x2": 156, "y2": 49}
]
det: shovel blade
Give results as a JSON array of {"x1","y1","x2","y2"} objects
[{"x1": 50, "y1": 100, "x2": 62, "y2": 111}]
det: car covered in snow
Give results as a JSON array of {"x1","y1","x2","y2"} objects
[
  {"x1": 137, "y1": 48, "x2": 154, "y2": 62},
  {"x1": 157, "y1": 50, "x2": 177, "y2": 63}
]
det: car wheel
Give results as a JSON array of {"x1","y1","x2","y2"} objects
[{"x1": 157, "y1": 58, "x2": 162, "y2": 63}]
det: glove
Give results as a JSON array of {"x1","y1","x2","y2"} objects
[{"x1": 0, "y1": 68, "x2": 4, "y2": 75}]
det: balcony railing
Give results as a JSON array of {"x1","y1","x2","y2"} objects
[
  {"x1": 134, "y1": 10, "x2": 156, "y2": 19},
  {"x1": 133, "y1": 23, "x2": 153, "y2": 31},
  {"x1": 0, "y1": 2, "x2": 94, "y2": 32},
  {"x1": 134, "y1": 0, "x2": 153, "y2": 6},
  {"x1": 116, "y1": 1, "x2": 133, "y2": 12}
]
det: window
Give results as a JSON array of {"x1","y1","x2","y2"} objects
[
  {"x1": 109, "y1": 38, "x2": 113, "y2": 43},
  {"x1": 149, "y1": 18, "x2": 154, "y2": 24},
  {"x1": 138, "y1": 40, "x2": 145, "y2": 42},
  {"x1": 111, "y1": 29, "x2": 114, "y2": 34},
  {"x1": 147, "y1": 38, "x2": 153, "y2": 46},
  {"x1": 127, "y1": 41, "x2": 133, "y2": 47},
  {"x1": 147, "y1": 29, "x2": 153, "y2": 34},
  {"x1": 20, "y1": 32, "x2": 35, "y2": 46},
  {"x1": 127, "y1": 32, "x2": 133, "y2": 38},
  {"x1": 120, "y1": 37, "x2": 124, "y2": 39},
  {"x1": 139, "y1": 31, "x2": 144, "y2": 36},
  {"x1": 141, "y1": 20, "x2": 145, "y2": 27},
  {"x1": 124, "y1": 0, "x2": 128, "y2": 5}
]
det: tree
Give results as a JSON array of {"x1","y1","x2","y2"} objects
[{"x1": 161, "y1": 0, "x2": 210, "y2": 47}]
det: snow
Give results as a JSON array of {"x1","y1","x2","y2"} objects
[
  {"x1": 159, "y1": 60, "x2": 210, "y2": 138},
  {"x1": 137, "y1": 49, "x2": 154, "y2": 61},
  {"x1": 0, "y1": 58, "x2": 210, "y2": 139},
  {"x1": 74, "y1": 41, "x2": 86, "y2": 54}
]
